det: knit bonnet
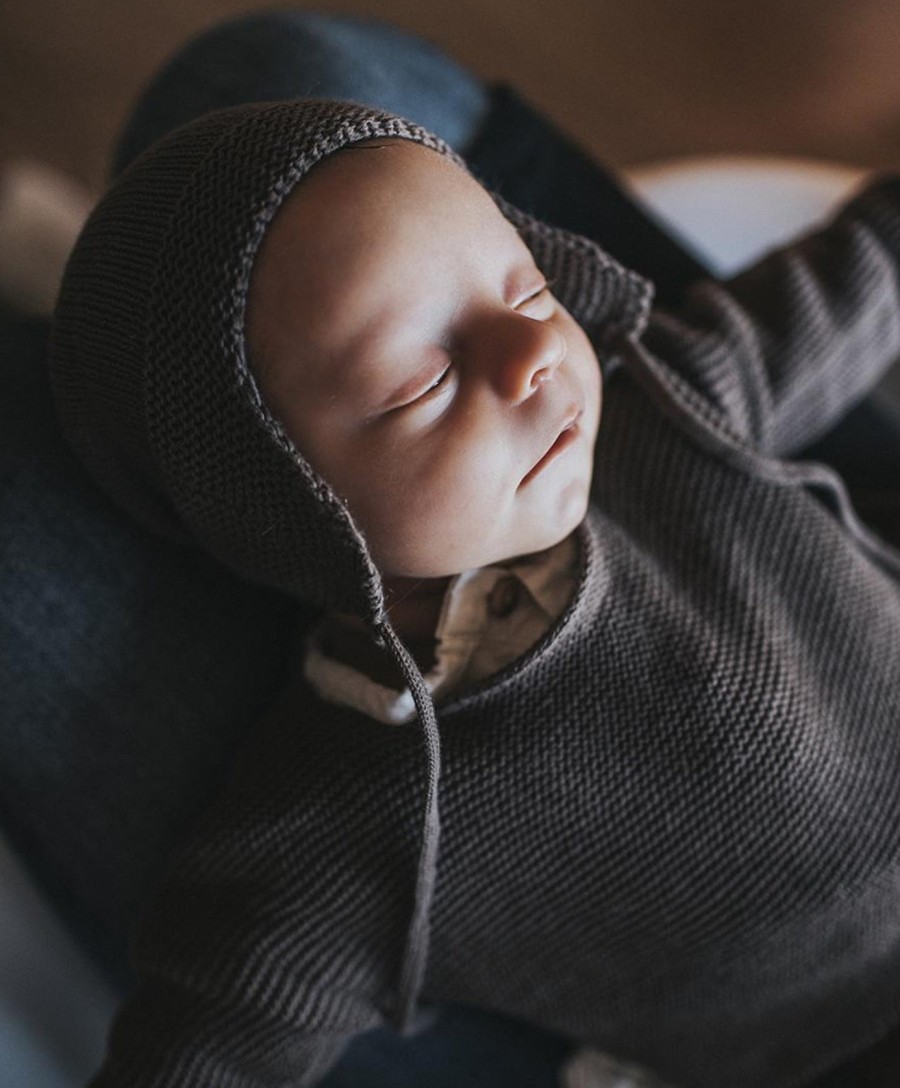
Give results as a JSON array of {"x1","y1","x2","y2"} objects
[{"x1": 50, "y1": 98, "x2": 652, "y2": 1030}]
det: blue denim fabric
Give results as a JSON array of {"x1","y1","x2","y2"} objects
[
  {"x1": 112, "y1": 9, "x2": 491, "y2": 176},
  {"x1": 0, "y1": 318, "x2": 300, "y2": 989}
]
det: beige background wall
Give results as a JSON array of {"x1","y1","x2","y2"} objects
[{"x1": 3, "y1": 0, "x2": 900, "y2": 196}]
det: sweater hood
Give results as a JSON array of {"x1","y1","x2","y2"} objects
[{"x1": 49, "y1": 97, "x2": 653, "y2": 1032}]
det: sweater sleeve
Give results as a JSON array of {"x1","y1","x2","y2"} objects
[
  {"x1": 85, "y1": 684, "x2": 422, "y2": 1088},
  {"x1": 641, "y1": 175, "x2": 900, "y2": 456},
  {"x1": 88, "y1": 977, "x2": 368, "y2": 1087}
]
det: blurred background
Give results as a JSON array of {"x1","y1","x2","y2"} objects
[{"x1": 4, "y1": 0, "x2": 900, "y2": 314}]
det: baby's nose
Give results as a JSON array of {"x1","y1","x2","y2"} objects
[{"x1": 496, "y1": 315, "x2": 566, "y2": 404}]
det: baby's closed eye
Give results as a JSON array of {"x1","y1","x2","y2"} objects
[
  {"x1": 515, "y1": 279, "x2": 556, "y2": 319},
  {"x1": 423, "y1": 365, "x2": 453, "y2": 395},
  {"x1": 413, "y1": 278, "x2": 557, "y2": 405}
]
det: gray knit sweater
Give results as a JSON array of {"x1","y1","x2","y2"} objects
[{"x1": 49, "y1": 102, "x2": 900, "y2": 1088}]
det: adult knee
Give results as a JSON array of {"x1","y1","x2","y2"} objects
[{"x1": 112, "y1": 11, "x2": 488, "y2": 176}]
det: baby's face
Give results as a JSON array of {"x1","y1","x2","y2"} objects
[{"x1": 247, "y1": 139, "x2": 602, "y2": 581}]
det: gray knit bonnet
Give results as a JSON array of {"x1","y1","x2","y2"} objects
[{"x1": 50, "y1": 98, "x2": 652, "y2": 1031}]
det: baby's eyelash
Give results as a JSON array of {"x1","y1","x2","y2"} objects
[
  {"x1": 407, "y1": 276, "x2": 557, "y2": 409},
  {"x1": 422, "y1": 365, "x2": 452, "y2": 396},
  {"x1": 520, "y1": 277, "x2": 558, "y2": 305}
]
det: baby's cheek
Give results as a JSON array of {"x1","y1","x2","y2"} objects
[{"x1": 365, "y1": 481, "x2": 487, "y2": 579}]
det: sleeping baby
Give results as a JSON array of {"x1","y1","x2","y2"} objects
[{"x1": 51, "y1": 98, "x2": 900, "y2": 1088}]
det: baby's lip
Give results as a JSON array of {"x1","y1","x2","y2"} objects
[{"x1": 519, "y1": 405, "x2": 583, "y2": 488}]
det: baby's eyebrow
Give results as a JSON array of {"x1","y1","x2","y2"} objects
[
  {"x1": 374, "y1": 375, "x2": 421, "y2": 416},
  {"x1": 340, "y1": 329, "x2": 415, "y2": 419},
  {"x1": 504, "y1": 261, "x2": 549, "y2": 304},
  {"x1": 363, "y1": 346, "x2": 434, "y2": 418}
]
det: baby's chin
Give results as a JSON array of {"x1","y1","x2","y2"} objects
[
  {"x1": 370, "y1": 463, "x2": 593, "y2": 581},
  {"x1": 377, "y1": 524, "x2": 582, "y2": 583},
  {"x1": 520, "y1": 503, "x2": 588, "y2": 562},
  {"x1": 465, "y1": 503, "x2": 590, "y2": 573}
]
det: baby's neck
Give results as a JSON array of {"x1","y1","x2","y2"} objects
[
  {"x1": 324, "y1": 574, "x2": 451, "y2": 689},
  {"x1": 383, "y1": 573, "x2": 452, "y2": 647}
]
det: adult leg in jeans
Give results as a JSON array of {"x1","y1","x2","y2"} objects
[{"x1": 113, "y1": 11, "x2": 489, "y2": 177}]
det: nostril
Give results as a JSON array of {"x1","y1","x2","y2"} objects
[
  {"x1": 530, "y1": 368, "x2": 553, "y2": 390},
  {"x1": 499, "y1": 316, "x2": 567, "y2": 402}
]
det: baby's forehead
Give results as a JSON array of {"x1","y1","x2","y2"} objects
[
  {"x1": 246, "y1": 136, "x2": 534, "y2": 374},
  {"x1": 276, "y1": 138, "x2": 504, "y2": 245}
]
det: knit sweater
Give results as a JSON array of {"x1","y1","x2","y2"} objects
[{"x1": 82, "y1": 172, "x2": 900, "y2": 1088}]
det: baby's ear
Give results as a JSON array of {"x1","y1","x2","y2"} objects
[{"x1": 490, "y1": 192, "x2": 654, "y2": 347}]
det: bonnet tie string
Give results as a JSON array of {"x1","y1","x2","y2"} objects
[{"x1": 375, "y1": 618, "x2": 442, "y2": 1035}]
